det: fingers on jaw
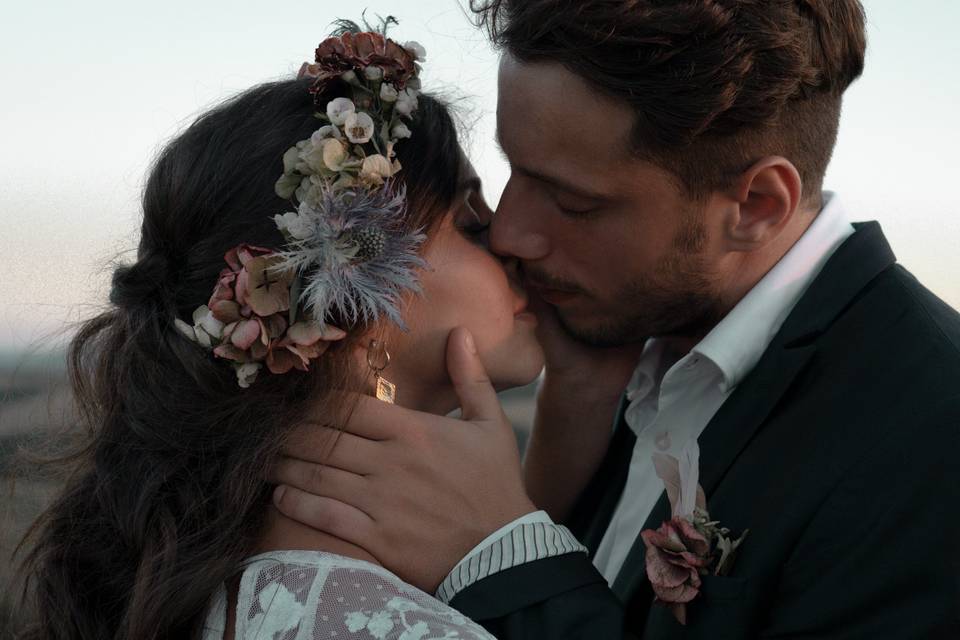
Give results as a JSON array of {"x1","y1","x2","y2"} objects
[
  {"x1": 273, "y1": 458, "x2": 370, "y2": 504},
  {"x1": 273, "y1": 486, "x2": 376, "y2": 544}
]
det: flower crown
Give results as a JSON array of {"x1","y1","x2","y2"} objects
[{"x1": 176, "y1": 30, "x2": 428, "y2": 388}]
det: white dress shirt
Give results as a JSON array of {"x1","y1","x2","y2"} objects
[
  {"x1": 437, "y1": 192, "x2": 855, "y2": 602},
  {"x1": 593, "y1": 192, "x2": 855, "y2": 584}
]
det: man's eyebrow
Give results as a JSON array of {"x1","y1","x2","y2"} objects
[
  {"x1": 494, "y1": 126, "x2": 608, "y2": 201},
  {"x1": 517, "y1": 166, "x2": 609, "y2": 201}
]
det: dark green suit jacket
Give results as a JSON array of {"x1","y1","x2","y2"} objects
[{"x1": 450, "y1": 223, "x2": 960, "y2": 638}]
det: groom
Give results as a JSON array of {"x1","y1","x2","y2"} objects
[{"x1": 271, "y1": 1, "x2": 960, "y2": 637}]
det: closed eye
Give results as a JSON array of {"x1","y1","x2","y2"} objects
[
  {"x1": 459, "y1": 201, "x2": 490, "y2": 242},
  {"x1": 456, "y1": 190, "x2": 492, "y2": 244},
  {"x1": 558, "y1": 205, "x2": 599, "y2": 218}
]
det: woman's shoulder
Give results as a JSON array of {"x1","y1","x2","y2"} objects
[{"x1": 204, "y1": 550, "x2": 495, "y2": 639}]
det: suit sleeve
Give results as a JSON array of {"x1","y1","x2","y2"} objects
[{"x1": 449, "y1": 553, "x2": 632, "y2": 639}]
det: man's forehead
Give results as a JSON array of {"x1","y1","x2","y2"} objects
[{"x1": 497, "y1": 58, "x2": 634, "y2": 154}]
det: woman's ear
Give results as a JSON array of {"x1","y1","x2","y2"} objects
[{"x1": 723, "y1": 156, "x2": 803, "y2": 251}]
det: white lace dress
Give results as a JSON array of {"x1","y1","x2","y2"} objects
[{"x1": 202, "y1": 550, "x2": 497, "y2": 640}]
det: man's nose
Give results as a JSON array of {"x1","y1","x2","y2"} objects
[{"x1": 489, "y1": 176, "x2": 550, "y2": 261}]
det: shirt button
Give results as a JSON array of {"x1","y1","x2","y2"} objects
[{"x1": 655, "y1": 432, "x2": 671, "y2": 451}]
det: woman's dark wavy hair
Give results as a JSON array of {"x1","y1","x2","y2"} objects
[{"x1": 15, "y1": 78, "x2": 461, "y2": 639}]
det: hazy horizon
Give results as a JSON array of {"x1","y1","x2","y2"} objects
[{"x1": 2, "y1": 0, "x2": 958, "y2": 352}]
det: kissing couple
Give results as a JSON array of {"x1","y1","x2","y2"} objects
[{"x1": 18, "y1": 1, "x2": 959, "y2": 639}]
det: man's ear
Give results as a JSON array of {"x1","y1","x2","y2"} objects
[{"x1": 723, "y1": 156, "x2": 803, "y2": 250}]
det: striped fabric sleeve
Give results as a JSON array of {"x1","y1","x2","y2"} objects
[{"x1": 434, "y1": 519, "x2": 588, "y2": 604}]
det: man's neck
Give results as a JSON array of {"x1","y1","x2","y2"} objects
[
  {"x1": 716, "y1": 204, "x2": 821, "y2": 314},
  {"x1": 660, "y1": 202, "x2": 824, "y2": 357}
]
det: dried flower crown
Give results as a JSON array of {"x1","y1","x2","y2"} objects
[{"x1": 176, "y1": 25, "x2": 428, "y2": 388}]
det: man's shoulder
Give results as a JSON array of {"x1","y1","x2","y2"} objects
[
  {"x1": 828, "y1": 261, "x2": 960, "y2": 367},
  {"x1": 882, "y1": 264, "x2": 960, "y2": 353},
  {"x1": 779, "y1": 259, "x2": 960, "y2": 455}
]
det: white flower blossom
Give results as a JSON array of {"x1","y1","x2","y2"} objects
[
  {"x1": 366, "y1": 610, "x2": 395, "y2": 639},
  {"x1": 391, "y1": 123, "x2": 412, "y2": 140},
  {"x1": 364, "y1": 65, "x2": 384, "y2": 81},
  {"x1": 341, "y1": 70, "x2": 358, "y2": 84},
  {"x1": 397, "y1": 621, "x2": 430, "y2": 640},
  {"x1": 174, "y1": 318, "x2": 196, "y2": 342},
  {"x1": 386, "y1": 597, "x2": 418, "y2": 613},
  {"x1": 234, "y1": 363, "x2": 262, "y2": 389},
  {"x1": 293, "y1": 139, "x2": 313, "y2": 173},
  {"x1": 297, "y1": 140, "x2": 324, "y2": 175},
  {"x1": 344, "y1": 112, "x2": 376, "y2": 144},
  {"x1": 326, "y1": 97, "x2": 356, "y2": 126},
  {"x1": 360, "y1": 154, "x2": 395, "y2": 185},
  {"x1": 321, "y1": 139, "x2": 349, "y2": 171},
  {"x1": 281, "y1": 146, "x2": 301, "y2": 174},
  {"x1": 249, "y1": 582, "x2": 303, "y2": 632},
  {"x1": 395, "y1": 88, "x2": 419, "y2": 117},
  {"x1": 274, "y1": 210, "x2": 315, "y2": 241},
  {"x1": 344, "y1": 611, "x2": 370, "y2": 632},
  {"x1": 380, "y1": 82, "x2": 399, "y2": 103},
  {"x1": 310, "y1": 125, "x2": 342, "y2": 145},
  {"x1": 194, "y1": 306, "x2": 223, "y2": 338},
  {"x1": 404, "y1": 41, "x2": 427, "y2": 62},
  {"x1": 189, "y1": 305, "x2": 224, "y2": 347}
]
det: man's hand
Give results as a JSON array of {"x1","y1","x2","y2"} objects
[
  {"x1": 268, "y1": 327, "x2": 537, "y2": 594},
  {"x1": 523, "y1": 296, "x2": 645, "y2": 520},
  {"x1": 532, "y1": 294, "x2": 643, "y2": 395}
]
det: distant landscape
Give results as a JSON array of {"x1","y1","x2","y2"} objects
[
  {"x1": 0, "y1": 347, "x2": 536, "y2": 636},
  {"x1": 0, "y1": 349, "x2": 71, "y2": 637}
]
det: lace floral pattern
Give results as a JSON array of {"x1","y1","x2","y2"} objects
[{"x1": 203, "y1": 551, "x2": 494, "y2": 640}]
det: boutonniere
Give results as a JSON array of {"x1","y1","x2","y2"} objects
[{"x1": 640, "y1": 440, "x2": 748, "y2": 626}]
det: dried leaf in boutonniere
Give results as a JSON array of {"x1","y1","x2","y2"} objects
[{"x1": 640, "y1": 440, "x2": 749, "y2": 626}]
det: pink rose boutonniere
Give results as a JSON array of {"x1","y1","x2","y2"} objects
[{"x1": 640, "y1": 440, "x2": 749, "y2": 626}]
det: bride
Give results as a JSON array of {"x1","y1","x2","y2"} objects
[{"x1": 18, "y1": 26, "x2": 543, "y2": 640}]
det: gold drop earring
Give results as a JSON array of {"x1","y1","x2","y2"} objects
[{"x1": 367, "y1": 339, "x2": 396, "y2": 404}]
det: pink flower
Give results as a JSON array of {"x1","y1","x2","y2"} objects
[
  {"x1": 219, "y1": 313, "x2": 289, "y2": 361},
  {"x1": 641, "y1": 517, "x2": 712, "y2": 626},
  {"x1": 195, "y1": 244, "x2": 349, "y2": 386},
  {"x1": 238, "y1": 256, "x2": 293, "y2": 317},
  {"x1": 221, "y1": 244, "x2": 294, "y2": 318},
  {"x1": 224, "y1": 244, "x2": 273, "y2": 272},
  {"x1": 266, "y1": 322, "x2": 347, "y2": 375},
  {"x1": 209, "y1": 268, "x2": 242, "y2": 323}
]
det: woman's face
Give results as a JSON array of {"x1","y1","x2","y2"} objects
[{"x1": 385, "y1": 160, "x2": 545, "y2": 413}]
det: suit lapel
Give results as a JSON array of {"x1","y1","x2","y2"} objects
[
  {"x1": 610, "y1": 222, "x2": 898, "y2": 609},
  {"x1": 611, "y1": 343, "x2": 816, "y2": 604}
]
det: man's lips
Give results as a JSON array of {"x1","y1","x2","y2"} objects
[{"x1": 528, "y1": 283, "x2": 580, "y2": 305}]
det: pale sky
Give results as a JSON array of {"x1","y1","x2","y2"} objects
[{"x1": 1, "y1": 0, "x2": 958, "y2": 350}]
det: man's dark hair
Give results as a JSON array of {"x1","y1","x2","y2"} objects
[{"x1": 473, "y1": 0, "x2": 867, "y2": 199}]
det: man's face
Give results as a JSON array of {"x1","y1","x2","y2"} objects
[{"x1": 492, "y1": 56, "x2": 724, "y2": 347}]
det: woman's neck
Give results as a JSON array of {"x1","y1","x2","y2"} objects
[
  {"x1": 255, "y1": 351, "x2": 457, "y2": 564},
  {"x1": 256, "y1": 505, "x2": 379, "y2": 566}
]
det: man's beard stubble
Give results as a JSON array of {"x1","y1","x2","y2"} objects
[{"x1": 552, "y1": 213, "x2": 724, "y2": 348}]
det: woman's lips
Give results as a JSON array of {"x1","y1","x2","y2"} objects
[{"x1": 514, "y1": 311, "x2": 538, "y2": 324}]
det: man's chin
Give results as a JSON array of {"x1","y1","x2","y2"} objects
[{"x1": 555, "y1": 308, "x2": 645, "y2": 348}]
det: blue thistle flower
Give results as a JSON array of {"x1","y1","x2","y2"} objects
[{"x1": 275, "y1": 183, "x2": 427, "y2": 331}]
